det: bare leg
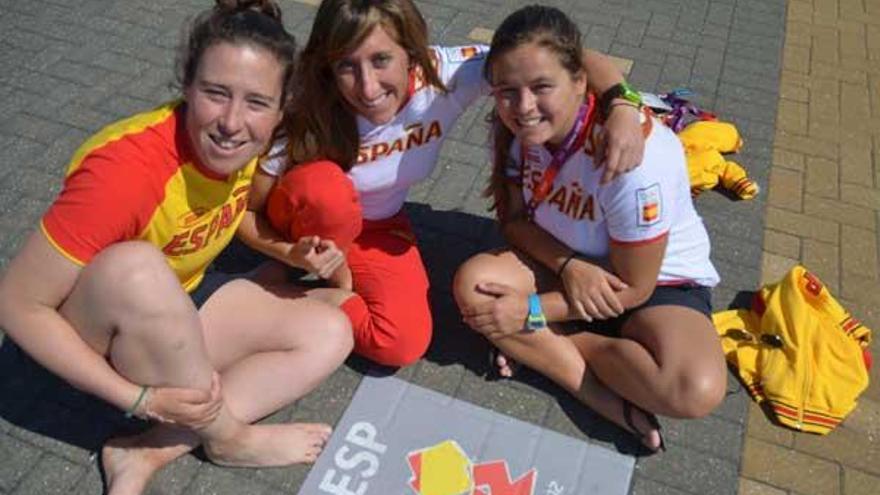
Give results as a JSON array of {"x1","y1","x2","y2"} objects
[
  {"x1": 572, "y1": 305, "x2": 727, "y2": 418},
  {"x1": 453, "y1": 251, "x2": 662, "y2": 450},
  {"x1": 59, "y1": 243, "x2": 352, "y2": 494}
]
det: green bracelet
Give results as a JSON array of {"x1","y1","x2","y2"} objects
[{"x1": 125, "y1": 385, "x2": 149, "y2": 419}]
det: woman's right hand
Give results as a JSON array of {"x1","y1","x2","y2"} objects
[
  {"x1": 287, "y1": 235, "x2": 346, "y2": 279},
  {"x1": 140, "y1": 372, "x2": 223, "y2": 430},
  {"x1": 560, "y1": 258, "x2": 627, "y2": 321}
]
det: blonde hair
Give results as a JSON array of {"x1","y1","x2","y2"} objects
[{"x1": 286, "y1": 0, "x2": 446, "y2": 170}]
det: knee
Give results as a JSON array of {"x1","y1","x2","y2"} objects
[
  {"x1": 318, "y1": 306, "x2": 356, "y2": 356},
  {"x1": 452, "y1": 253, "x2": 502, "y2": 309},
  {"x1": 290, "y1": 301, "x2": 354, "y2": 357},
  {"x1": 268, "y1": 160, "x2": 362, "y2": 249},
  {"x1": 668, "y1": 369, "x2": 727, "y2": 418},
  {"x1": 87, "y1": 242, "x2": 180, "y2": 306}
]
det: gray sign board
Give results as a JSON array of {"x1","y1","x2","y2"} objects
[{"x1": 299, "y1": 375, "x2": 634, "y2": 495}]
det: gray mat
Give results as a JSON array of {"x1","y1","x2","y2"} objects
[{"x1": 300, "y1": 375, "x2": 634, "y2": 495}]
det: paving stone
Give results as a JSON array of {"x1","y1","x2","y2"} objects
[
  {"x1": 627, "y1": 61, "x2": 663, "y2": 92},
  {"x1": 837, "y1": 137, "x2": 874, "y2": 188},
  {"x1": 763, "y1": 229, "x2": 801, "y2": 259},
  {"x1": 615, "y1": 18, "x2": 648, "y2": 46},
  {"x1": 843, "y1": 467, "x2": 880, "y2": 495},
  {"x1": 805, "y1": 197, "x2": 875, "y2": 231},
  {"x1": 187, "y1": 464, "x2": 285, "y2": 495},
  {"x1": 746, "y1": 401, "x2": 795, "y2": 448},
  {"x1": 294, "y1": 366, "x2": 361, "y2": 414},
  {"x1": 456, "y1": 372, "x2": 551, "y2": 424},
  {"x1": 804, "y1": 155, "x2": 841, "y2": 200},
  {"x1": 10, "y1": 454, "x2": 85, "y2": 495},
  {"x1": 840, "y1": 183, "x2": 880, "y2": 210},
  {"x1": 776, "y1": 98, "x2": 808, "y2": 135},
  {"x1": 842, "y1": 397, "x2": 880, "y2": 440},
  {"x1": 766, "y1": 167, "x2": 803, "y2": 211},
  {"x1": 646, "y1": 14, "x2": 676, "y2": 39},
  {"x1": 741, "y1": 438, "x2": 840, "y2": 495},
  {"x1": 0, "y1": 112, "x2": 70, "y2": 144},
  {"x1": 802, "y1": 239, "x2": 841, "y2": 292},
  {"x1": 840, "y1": 271, "x2": 880, "y2": 307},
  {"x1": 738, "y1": 478, "x2": 787, "y2": 495},
  {"x1": 783, "y1": 43, "x2": 811, "y2": 74},
  {"x1": 793, "y1": 424, "x2": 880, "y2": 476},
  {"x1": 630, "y1": 477, "x2": 691, "y2": 495},
  {"x1": 773, "y1": 147, "x2": 806, "y2": 172},
  {"x1": 841, "y1": 225, "x2": 878, "y2": 277},
  {"x1": 0, "y1": 433, "x2": 41, "y2": 493},
  {"x1": 662, "y1": 414, "x2": 743, "y2": 461},
  {"x1": 761, "y1": 252, "x2": 799, "y2": 285},
  {"x1": 715, "y1": 96, "x2": 779, "y2": 125},
  {"x1": 764, "y1": 206, "x2": 839, "y2": 244},
  {"x1": 635, "y1": 446, "x2": 738, "y2": 495}
]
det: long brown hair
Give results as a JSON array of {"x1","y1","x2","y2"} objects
[
  {"x1": 483, "y1": 5, "x2": 585, "y2": 223},
  {"x1": 175, "y1": 0, "x2": 297, "y2": 106},
  {"x1": 286, "y1": 0, "x2": 446, "y2": 170}
]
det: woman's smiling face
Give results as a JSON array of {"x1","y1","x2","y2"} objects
[
  {"x1": 332, "y1": 25, "x2": 411, "y2": 125},
  {"x1": 490, "y1": 42, "x2": 586, "y2": 148},
  {"x1": 184, "y1": 41, "x2": 285, "y2": 176}
]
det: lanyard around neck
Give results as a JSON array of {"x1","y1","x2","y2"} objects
[{"x1": 525, "y1": 94, "x2": 596, "y2": 218}]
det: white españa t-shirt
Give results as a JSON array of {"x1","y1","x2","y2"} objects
[
  {"x1": 261, "y1": 45, "x2": 489, "y2": 220},
  {"x1": 508, "y1": 116, "x2": 720, "y2": 287}
]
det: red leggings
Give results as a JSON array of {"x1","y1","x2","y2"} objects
[{"x1": 267, "y1": 160, "x2": 432, "y2": 366}]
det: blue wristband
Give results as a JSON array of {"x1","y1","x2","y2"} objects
[{"x1": 526, "y1": 293, "x2": 547, "y2": 332}]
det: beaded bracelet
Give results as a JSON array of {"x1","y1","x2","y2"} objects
[{"x1": 125, "y1": 385, "x2": 149, "y2": 419}]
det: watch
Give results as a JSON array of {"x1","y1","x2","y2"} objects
[
  {"x1": 525, "y1": 293, "x2": 547, "y2": 333},
  {"x1": 599, "y1": 81, "x2": 642, "y2": 116}
]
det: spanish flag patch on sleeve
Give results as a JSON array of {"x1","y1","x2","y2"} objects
[{"x1": 636, "y1": 183, "x2": 662, "y2": 226}]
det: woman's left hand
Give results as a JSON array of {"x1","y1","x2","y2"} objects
[
  {"x1": 596, "y1": 104, "x2": 645, "y2": 184},
  {"x1": 461, "y1": 282, "x2": 529, "y2": 340}
]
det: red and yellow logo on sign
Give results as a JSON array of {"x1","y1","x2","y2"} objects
[{"x1": 407, "y1": 440, "x2": 536, "y2": 495}]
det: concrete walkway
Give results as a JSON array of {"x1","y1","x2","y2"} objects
[{"x1": 741, "y1": 1, "x2": 880, "y2": 494}]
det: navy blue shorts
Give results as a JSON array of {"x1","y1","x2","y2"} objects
[
  {"x1": 631, "y1": 284, "x2": 712, "y2": 317},
  {"x1": 584, "y1": 284, "x2": 712, "y2": 336}
]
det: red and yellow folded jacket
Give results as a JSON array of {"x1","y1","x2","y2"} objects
[
  {"x1": 677, "y1": 121, "x2": 759, "y2": 200},
  {"x1": 713, "y1": 266, "x2": 872, "y2": 434}
]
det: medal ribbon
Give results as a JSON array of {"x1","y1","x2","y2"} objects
[{"x1": 526, "y1": 94, "x2": 596, "y2": 218}]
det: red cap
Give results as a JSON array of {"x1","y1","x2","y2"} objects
[{"x1": 266, "y1": 160, "x2": 363, "y2": 251}]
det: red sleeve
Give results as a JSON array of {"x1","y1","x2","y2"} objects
[{"x1": 42, "y1": 151, "x2": 157, "y2": 266}]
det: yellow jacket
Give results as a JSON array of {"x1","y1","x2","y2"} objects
[
  {"x1": 713, "y1": 266, "x2": 872, "y2": 434},
  {"x1": 678, "y1": 121, "x2": 759, "y2": 200}
]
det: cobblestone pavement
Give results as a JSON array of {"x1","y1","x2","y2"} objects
[
  {"x1": 740, "y1": 1, "x2": 880, "y2": 495},
  {"x1": 1, "y1": 1, "x2": 870, "y2": 495}
]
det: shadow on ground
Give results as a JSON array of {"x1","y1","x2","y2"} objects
[{"x1": 0, "y1": 201, "x2": 748, "y2": 467}]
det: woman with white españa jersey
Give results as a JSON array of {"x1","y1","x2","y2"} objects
[
  {"x1": 453, "y1": 5, "x2": 726, "y2": 452},
  {"x1": 238, "y1": 0, "x2": 648, "y2": 367}
]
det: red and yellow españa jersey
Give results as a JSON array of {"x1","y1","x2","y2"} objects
[{"x1": 41, "y1": 101, "x2": 256, "y2": 292}]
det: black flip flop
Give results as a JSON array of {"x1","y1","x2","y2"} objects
[
  {"x1": 622, "y1": 400, "x2": 666, "y2": 452},
  {"x1": 486, "y1": 346, "x2": 520, "y2": 380}
]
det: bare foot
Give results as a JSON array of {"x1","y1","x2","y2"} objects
[
  {"x1": 204, "y1": 422, "x2": 331, "y2": 467},
  {"x1": 101, "y1": 430, "x2": 193, "y2": 495},
  {"x1": 575, "y1": 370, "x2": 664, "y2": 452},
  {"x1": 494, "y1": 350, "x2": 518, "y2": 378}
]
